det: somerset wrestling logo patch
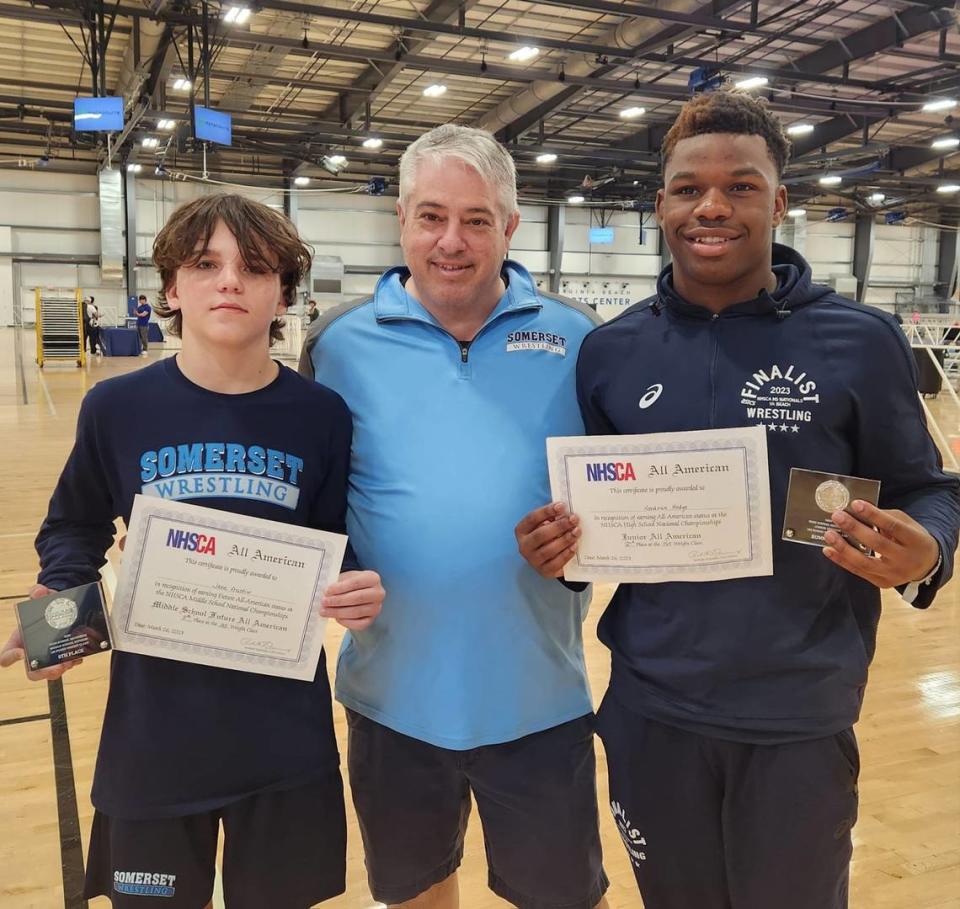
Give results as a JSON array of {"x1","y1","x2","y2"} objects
[
  {"x1": 114, "y1": 871, "x2": 176, "y2": 897},
  {"x1": 505, "y1": 330, "x2": 567, "y2": 356}
]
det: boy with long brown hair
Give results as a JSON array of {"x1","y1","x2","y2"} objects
[{"x1": 3, "y1": 193, "x2": 384, "y2": 907}]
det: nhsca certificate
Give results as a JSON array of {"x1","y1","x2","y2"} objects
[
  {"x1": 110, "y1": 495, "x2": 347, "y2": 680},
  {"x1": 547, "y1": 426, "x2": 773, "y2": 583}
]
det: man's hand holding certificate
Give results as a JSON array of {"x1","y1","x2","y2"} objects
[
  {"x1": 518, "y1": 426, "x2": 940, "y2": 595},
  {"x1": 522, "y1": 427, "x2": 774, "y2": 583}
]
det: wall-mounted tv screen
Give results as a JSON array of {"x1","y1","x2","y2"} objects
[
  {"x1": 74, "y1": 96, "x2": 124, "y2": 131},
  {"x1": 194, "y1": 106, "x2": 232, "y2": 145}
]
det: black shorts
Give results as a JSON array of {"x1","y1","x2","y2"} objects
[
  {"x1": 596, "y1": 691, "x2": 860, "y2": 909},
  {"x1": 346, "y1": 709, "x2": 608, "y2": 909},
  {"x1": 83, "y1": 774, "x2": 346, "y2": 908}
]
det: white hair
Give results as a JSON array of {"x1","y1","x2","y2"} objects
[{"x1": 398, "y1": 124, "x2": 518, "y2": 221}]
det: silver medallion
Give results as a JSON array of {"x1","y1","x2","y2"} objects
[{"x1": 815, "y1": 480, "x2": 850, "y2": 514}]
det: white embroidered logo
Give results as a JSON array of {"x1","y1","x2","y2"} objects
[
  {"x1": 638, "y1": 384, "x2": 663, "y2": 409},
  {"x1": 504, "y1": 330, "x2": 567, "y2": 356},
  {"x1": 739, "y1": 363, "x2": 820, "y2": 433},
  {"x1": 610, "y1": 800, "x2": 647, "y2": 867}
]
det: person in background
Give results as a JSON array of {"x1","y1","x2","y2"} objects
[
  {"x1": 306, "y1": 300, "x2": 319, "y2": 323},
  {"x1": 135, "y1": 293, "x2": 152, "y2": 355},
  {"x1": 85, "y1": 296, "x2": 103, "y2": 357}
]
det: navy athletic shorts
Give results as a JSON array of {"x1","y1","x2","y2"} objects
[
  {"x1": 83, "y1": 773, "x2": 346, "y2": 908},
  {"x1": 596, "y1": 691, "x2": 859, "y2": 909},
  {"x1": 346, "y1": 709, "x2": 609, "y2": 908}
]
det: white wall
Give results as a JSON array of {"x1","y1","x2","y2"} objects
[
  {"x1": 0, "y1": 170, "x2": 945, "y2": 326},
  {"x1": 296, "y1": 192, "x2": 399, "y2": 307},
  {"x1": 867, "y1": 224, "x2": 938, "y2": 308},
  {"x1": 805, "y1": 221, "x2": 856, "y2": 284},
  {"x1": 0, "y1": 170, "x2": 110, "y2": 325},
  {"x1": 557, "y1": 207, "x2": 660, "y2": 320}
]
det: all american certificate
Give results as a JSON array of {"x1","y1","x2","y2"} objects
[
  {"x1": 547, "y1": 426, "x2": 773, "y2": 583},
  {"x1": 109, "y1": 495, "x2": 346, "y2": 680}
]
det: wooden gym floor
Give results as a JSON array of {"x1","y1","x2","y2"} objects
[{"x1": 0, "y1": 326, "x2": 957, "y2": 908}]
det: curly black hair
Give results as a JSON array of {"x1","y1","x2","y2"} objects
[{"x1": 661, "y1": 89, "x2": 791, "y2": 178}]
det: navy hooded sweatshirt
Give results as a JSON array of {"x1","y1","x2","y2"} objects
[
  {"x1": 35, "y1": 357, "x2": 353, "y2": 818},
  {"x1": 577, "y1": 244, "x2": 960, "y2": 743}
]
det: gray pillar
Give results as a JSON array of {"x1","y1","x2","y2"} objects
[
  {"x1": 791, "y1": 214, "x2": 807, "y2": 256},
  {"x1": 852, "y1": 213, "x2": 875, "y2": 304},
  {"x1": 547, "y1": 204, "x2": 564, "y2": 294},
  {"x1": 123, "y1": 166, "x2": 138, "y2": 300},
  {"x1": 284, "y1": 175, "x2": 298, "y2": 226},
  {"x1": 936, "y1": 223, "x2": 959, "y2": 307},
  {"x1": 659, "y1": 227, "x2": 672, "y2": 270}
]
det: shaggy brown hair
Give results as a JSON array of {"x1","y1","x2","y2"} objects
[
  {"x1": 661, "y1": 90, "x2": 791, "y2": 178},
  {"x1": 152, "y1": 194, "x2": 312, "y2": 343}
]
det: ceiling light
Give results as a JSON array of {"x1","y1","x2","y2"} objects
[
  {"x1": 173, "y1": 78, "x2": 192, "y2": 92},
  {"x1": 294, "y1": 176, "x2": 310, "y2": 186},
  {"x1": 126, "y1": 163, "x2": 142, "y2": 173},
  {"x1": 362, "y1": 137, "x2": 383, "y2": 149},
  {"x1": 932, "y1": 137, "x2": 960, "y2": 150},
  {"x1": 922, "y1": 98, "x2": 957, "y2": 113},
  {"x1": 224, "y1": 6, "x2": 252, "y2": 24},
  {"x1": 567, "y1": 194, "x2": 585, "y2": 204},
  {"x1": 508, "y1": 46, "x2": 539, "y2": 63},
  {"x1": 422, "y1": 83, "x2": 447, "y2": 98},
  {"x1": 536, "y1": 153, "x2": 557, "y2": 164},
  {"x1": 141, "y1": 137, "x2": 159, "y2": 148},
  {"x1": 819, "y1": 175, "x2": 842, "y2": 186},
  {"x1": 787, "y1": 208, "x2": 806, "y2": 217},
  {"x1": 620, "y1": 107, "x2": 645, "y2": 119},
  {"x1": 868, "y1": 192, "x2": 886, "y2": 203},
  {"x1": 936, "y1": 183, "x2": 960, "y2": 193},
  {"x1": 157, "y1": 119, "x2": 175, "y2": 130},
  {"x1": 328, "y1": 154, "x2": 347, "y2": 165},
  {"x1": 787, "y1": 123, "x2": 814, "y2": 136},
  {"x1": 735, "y1": 76, "x2": 769, "y2": 91}
]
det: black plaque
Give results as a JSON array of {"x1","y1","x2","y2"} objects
[
  {"x1": 782, "y1": 468, "x2": 881, "y2": 551},
  {"x1": 15, "y1": 582, "x2": 112, "y2": 670}
]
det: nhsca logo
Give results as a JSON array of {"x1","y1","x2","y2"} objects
[
  {"x1": 586, "y1": 462, "x2": 637, "y2": 482},
  {"x1": 114, "y1": 871, "x2": 176, "y2": 898},
  {"x1": 505, "y1": 330, "x2": 567, "y2": 356},
  {"x1": 165, "y1": 528, "x2": 216, "y2": 555}
]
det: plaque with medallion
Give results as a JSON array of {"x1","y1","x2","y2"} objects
[
  {"x1": 782, "y1": 468, "x2": 881, "y2": 551},
  {"x1": 15, "y1": 582, "x2": 112, "y2": 670}
]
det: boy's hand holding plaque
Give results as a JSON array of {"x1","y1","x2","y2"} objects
[
  {"x1": 15, "y1": 582, "x2": 112, "y2": 671},
  {"x1": 782, "y1": 468, "x2": 881, "y2": 552}
]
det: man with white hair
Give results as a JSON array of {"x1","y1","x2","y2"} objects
[{"x1": 300, "y1": 125, "x2": 609, "y2": 909}]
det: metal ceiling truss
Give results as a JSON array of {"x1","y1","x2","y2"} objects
[{"x1": 0, "y1": 0, "x2": 957, "y2": 213}]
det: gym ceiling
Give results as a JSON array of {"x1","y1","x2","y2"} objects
[{"x1": 1, "y1": 0, "x2": 958, "y2": 216}]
